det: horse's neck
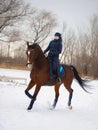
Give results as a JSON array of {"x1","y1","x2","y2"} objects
[
  {"x1": 38, "y1": 48, "x2": 48, "y2": 64},
  {"x1": 33, "y1": 51, "x2": 48, "y2": 69}
]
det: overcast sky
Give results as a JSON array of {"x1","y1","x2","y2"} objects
[{"x1": 25, "y1": 0, "x2": 98, "y2": 32}]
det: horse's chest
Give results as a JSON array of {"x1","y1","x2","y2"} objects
[{"x1": 30, "y1": 68, "x2": 41, "y2": 79}]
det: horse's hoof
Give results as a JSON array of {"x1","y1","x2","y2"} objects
[
  {"x1": 68, "y1": 105, "x2": 72, "y2": 110},
  {"x1": 27, "y1": 106, "x2": 32, "y2": 111},
  {"x1": 27, "y1": 109, "x2": 31, "y2": 112},
  {"x1": 49, "y1": 105, "x2": 55, "y2": 110}
]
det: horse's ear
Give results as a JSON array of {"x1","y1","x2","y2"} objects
[{"x1": 27, "y1": 41, "x2": 29, "y2": 47}]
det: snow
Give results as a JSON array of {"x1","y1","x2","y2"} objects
[{"x1": 0, "y1": 68, "x2": 98, "y2": 130}]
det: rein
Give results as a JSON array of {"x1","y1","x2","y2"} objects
[
  {"x1": 26, "y1": 49, "x2": 34, "y2": 67},
  {"x1": 26, "y1": 62, "x2": 32, "y2": 67}
]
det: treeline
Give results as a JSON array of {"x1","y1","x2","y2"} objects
[
  {"x1": 61, "y1": 15, "x2": 98, "y2": 78},
  {"x1": 0, "y1": 56, "x2": 26, "y2": 69},
  {"x1": 0, "y1": 0, "x2": 56, "y2": 69},
  {"x1": 0, "y1": 0, "x2": 98, "y2": 78}
]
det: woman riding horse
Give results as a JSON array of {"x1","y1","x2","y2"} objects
[
  {"x1": 44, "y1": 32, "x2": 62, "y2": 83},
  {"x1": 25, "y1": 41, "x2": 88, "y2": 110}
]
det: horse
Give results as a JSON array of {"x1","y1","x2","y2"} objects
[{"x1": 25, "y1": 42, "x2": 88, "y2": 110}]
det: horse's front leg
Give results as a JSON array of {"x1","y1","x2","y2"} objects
[
  {"x1": 27, "y1": 85, "x2": 41, "y2": 110},
  {"x1": 25, "y1": 80, "x2": 35, "y2": 99}
]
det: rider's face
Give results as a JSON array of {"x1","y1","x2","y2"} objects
[{"x1": 54, "y1": 36, "x2": 59, "y2": 40}]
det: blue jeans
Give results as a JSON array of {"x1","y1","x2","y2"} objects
[{"x1": 48, "y1": 56, "x2": 60, "y2": 77}]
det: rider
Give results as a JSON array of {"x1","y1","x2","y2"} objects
[{"x1": 44, "y1": 32, "x2": 62, "y2": 83}]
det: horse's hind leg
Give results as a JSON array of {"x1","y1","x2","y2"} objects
[
  {"x1": 25, "y1": 80, "x2": 35, "y2": 99},
  {"x1": 64, "y1": 83, "x2": 73, "y2": 109},
  {"x1": 52, "y1": 84, "x2": 60, "y2": 109},
  {"x1": 68, "y1": 88, "x2": 73, "y2": 109},
  {"x1": 27, "y1": 85, "x2": 41, "y2": 110}
]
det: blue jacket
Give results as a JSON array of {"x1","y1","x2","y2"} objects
[{"x1": 44, "y1": 39, "x2": 62, "y2": 57}]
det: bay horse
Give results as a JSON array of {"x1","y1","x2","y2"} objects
[{"x1": 25, "y1": 42, "x2": 88, "y2": 110}]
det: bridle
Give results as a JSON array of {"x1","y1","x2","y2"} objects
[
  {"x1": 26, "y1": 49, "x2": 34, "y2": 67},
  {"x1": 26, "y1": 47, "x2": 47, "y2": 67}
]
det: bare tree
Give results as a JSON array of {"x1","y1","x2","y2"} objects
[
  {"x1": 27, "y1": 10, "x2": 57, "y2": 44},
  {"x1": 71, "y1": 15, "x2": 98, "y2": 77},
  {"x1": 90, "y1": 15, "x2": 98, "y2": 58},
  {"x1": 60, "y1": 25, "x2": 76, "y2": 64},
  {"x1": 0, "y1": 0, "x2": 36, "y2": 41},
  {"x1": 89, "y1": 15, "x2": 98, "y2": 78}
]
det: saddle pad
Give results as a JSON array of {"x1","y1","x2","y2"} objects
[{"x1": 59, "y1": 65, "x2": 65, "y2": 78}]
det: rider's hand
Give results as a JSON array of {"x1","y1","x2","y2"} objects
[{"x1": 44, "y1": 51, "x2": 46, "y2": 54}]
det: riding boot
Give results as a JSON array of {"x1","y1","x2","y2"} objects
[
  {"x1": 49, "y1": 62, "x2": 53, "y2": 77},
  {"x1": 57, "y1": 66, "x2": 62, "y2": 84},
  {"x1": 49, "y1": 62, "x2": 56, "y2": 79},
  {"x1": 47, "y1": 75, "x2": 57, "y2": 85}
]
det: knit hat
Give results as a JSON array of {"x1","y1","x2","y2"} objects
[{"x1": 54, "y1": 32, "x2": 61, "y2": 38}]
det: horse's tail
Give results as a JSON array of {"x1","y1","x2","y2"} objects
[{"x1": 70, "y1": 65, "x2": 89, "y2": 93}]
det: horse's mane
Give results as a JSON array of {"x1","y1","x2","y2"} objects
[
  {"x1": 29, "y1": 43, "x2": 43, "y2": 53},
  {"x1": 35, "y1": 44, "x2": 44, "y2": 54},
  {"x1": 29, "y1": 43, "x2": 46, "y2": 60}
]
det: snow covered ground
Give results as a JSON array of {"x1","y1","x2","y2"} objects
[{"x1": 0, "y1": 68, "x2": 98, "y2": 130}]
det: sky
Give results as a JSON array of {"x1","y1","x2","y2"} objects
[{"x1": 25, "y1": 0, "x2": 98, "y2": 32}]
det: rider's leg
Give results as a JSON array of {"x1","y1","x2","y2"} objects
[
  {"x1": 48, "y1": 56, "x2": 56, "y2": 79},
  {"x1": 54, "y1": 56, "x2": 61, "y2": 83}
]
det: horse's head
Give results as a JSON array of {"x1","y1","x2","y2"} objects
[{"x1": 26, "y1": 42, "x2": 41, "y2": 66}]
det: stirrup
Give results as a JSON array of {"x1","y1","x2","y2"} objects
[
  {"x1": 46, "y1": 78, "x2": 53, "y2": 85},
  {"x1": 46, "y1": 76, "x2": 55, "y2": 85},
  {"x1": 57, "y1": 77, "x2": 62, "y2": 84}
]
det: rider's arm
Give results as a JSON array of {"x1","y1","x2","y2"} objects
[
  {"x1": 53, "y1": 42, "x2": 62, "y2": 55},
  {"x1": 58, "y1": 42, "x2": 62, "y2": 54},
  {"x1": 44, "y1": 42, "x2": 51, "y2": 54}
]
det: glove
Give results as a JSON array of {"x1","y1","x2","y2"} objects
[{"x1": 44, "y1": 50, "x2": 46, "y2": 54}]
